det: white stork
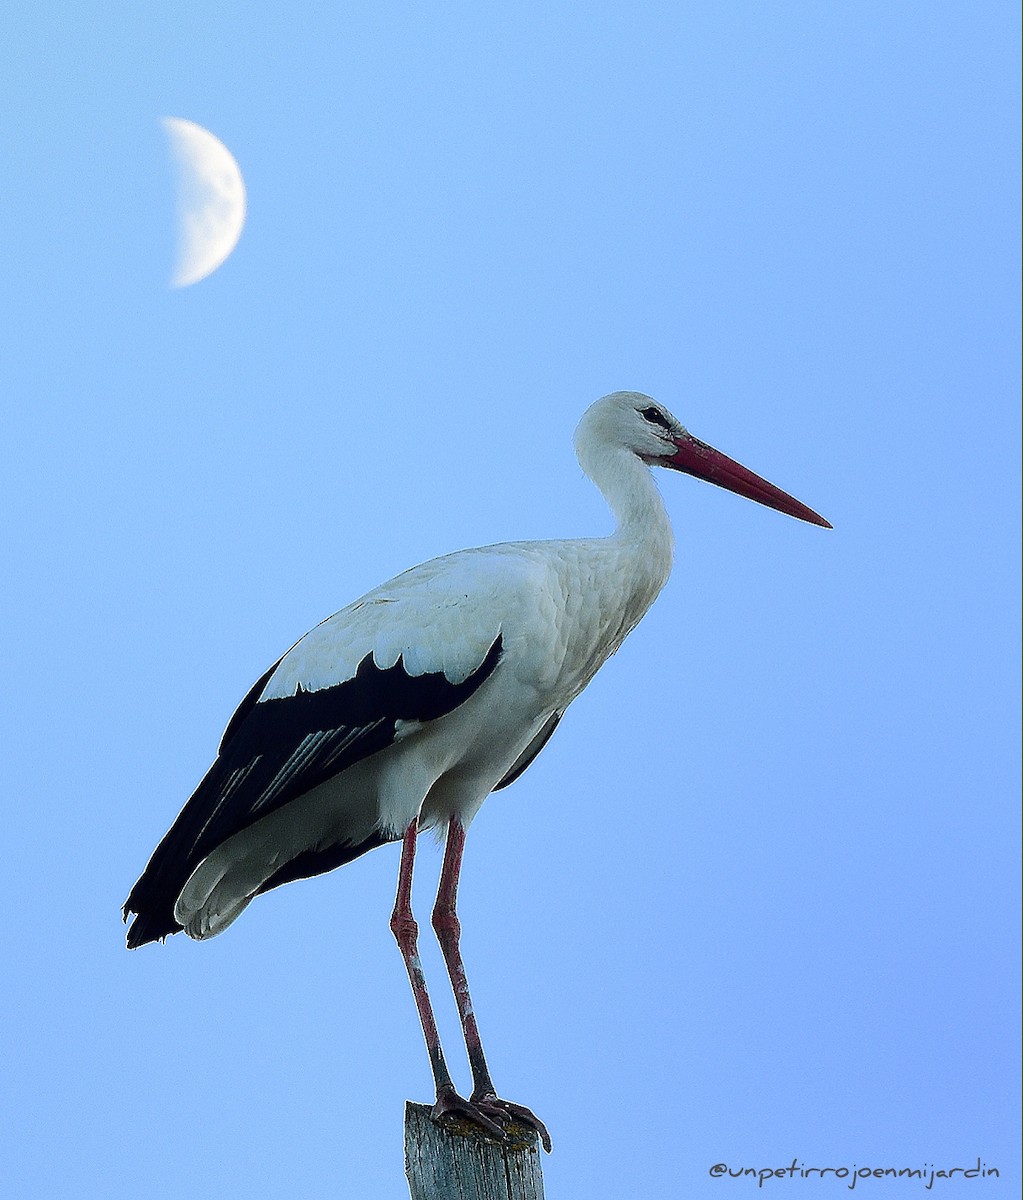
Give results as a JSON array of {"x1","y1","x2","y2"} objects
[{"x1": 124, "y1": 391, "x2": 829, "y2": 1149}]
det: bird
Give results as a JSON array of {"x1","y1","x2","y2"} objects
[{"x1": 123, "y1": 390, "x2": 830, "y2": 1150}]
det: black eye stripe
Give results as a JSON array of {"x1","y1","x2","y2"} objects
[{"x1": 640, "y1": 406, "x2": 671, "y2": 430}]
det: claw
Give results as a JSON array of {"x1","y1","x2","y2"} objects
[
  {"x1": 472, "y1": 1093, "x2": 552, "y2": 1153},
  {"x1": 431, "y1": 1090, "x2": 508, "y2": 1142}
]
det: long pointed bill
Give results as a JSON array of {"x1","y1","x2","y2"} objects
[{"x1": 664, "y1": 433, "x2": 832, "y2": 528}]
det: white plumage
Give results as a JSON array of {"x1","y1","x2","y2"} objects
[{"x1": 125, "y1": 389, "x2": 829, "y2": 1147}]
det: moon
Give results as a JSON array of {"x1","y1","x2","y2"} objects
[{"x1": 162, "y1": 117, "x2": 247, "y2": 288}]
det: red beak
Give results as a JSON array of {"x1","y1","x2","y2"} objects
[{"x1": 664, "y1": 433, "x2": 832, "y2": 528}]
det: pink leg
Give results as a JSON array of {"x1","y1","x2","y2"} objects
[
  {"x1": 432, "y1": 817, "x2": 552, "y2": 1152},
  {"x1": 389, "y1": 820, "x2": 505, "y2": 1140}
]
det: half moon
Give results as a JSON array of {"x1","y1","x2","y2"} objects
[{"x1": 162, "y1": 117, "x2": 247, "y2": 288}]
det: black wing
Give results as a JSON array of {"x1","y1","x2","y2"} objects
[
  {"x1": 493, "y1": 711, "x2": 562, "y2": 790},
  {"x1": 124, "y1": 636, "x2": 503, "y2": 947}
]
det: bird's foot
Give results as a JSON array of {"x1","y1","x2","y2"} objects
[
  {"x1": 430, "y1": 1089, "x2": 552, "y2": 1152},
  {"x1": 431, "y1": 1089, "x2": 508, "y2": 1143},
  {"x1": 471, "y1": 1091, "x2": 552, "y2": 1153}
]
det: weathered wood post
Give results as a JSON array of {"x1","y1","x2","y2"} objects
[{"x1": 404, "y1": 1102, "x2": 545, "y2": 1200}]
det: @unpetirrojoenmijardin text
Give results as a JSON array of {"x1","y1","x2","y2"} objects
[{"x1": 709, "y1": 1159, "x2": 999, "y2": 1190}]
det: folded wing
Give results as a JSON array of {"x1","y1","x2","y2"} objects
[{"x1": 124, "y1": 634, "x2": 503, "y2": 947}]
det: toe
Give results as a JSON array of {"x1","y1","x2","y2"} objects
[{"x1": 472, "y1": 1095, "x2": 552, "y2": 1153}]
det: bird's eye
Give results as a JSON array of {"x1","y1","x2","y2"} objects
[{"x1": 640, "y1": 406, "x2": 671, "y2": 430}]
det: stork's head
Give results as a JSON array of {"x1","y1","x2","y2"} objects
[{"x1": 577, "y1": 391, "x2": 831, "y2": 528}]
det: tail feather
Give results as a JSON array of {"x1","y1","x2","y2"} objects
[{"x1": 124, "y1": 774, "x2": 390, "y2": 949}]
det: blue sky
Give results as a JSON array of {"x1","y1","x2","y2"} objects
[{"x1": 2, "y1": 4, "x2": 1019, "y2": 1197}]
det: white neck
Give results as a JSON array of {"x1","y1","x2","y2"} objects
[{"x1": 574, "y1": 432, "x2": 675, "y2": 625}]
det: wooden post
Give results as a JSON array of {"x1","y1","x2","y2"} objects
[{"x1": 404, "y1": 1102, "x2": 545, "y2": 1200}]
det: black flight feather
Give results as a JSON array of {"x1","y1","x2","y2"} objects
[{"x1": 124, "y1": 635, "x2": 503, "y2": 948}]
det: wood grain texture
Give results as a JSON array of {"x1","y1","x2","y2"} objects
[{"x1": 404, "y1": 1102, "x2": 545, "y2": 1200}]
